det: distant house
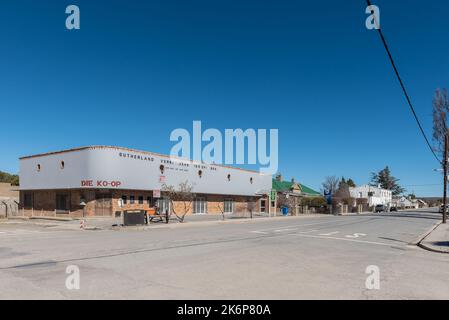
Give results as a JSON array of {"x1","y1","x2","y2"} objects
[
  {"x1": 272, "y1": 175, "x2": 322, "y2": 215},
  {"x1": 391, "y1": 196, "x2": 420, "y2": 209},
  {"x1": 349, "y1": 184, "x2": 392, "y2": 206},
  {"x1": 416, "y1": 199, "x2": 428, "y2": 208},
  {"x1": 272, "y1": 175, "x2": 321, "y2": 198}
]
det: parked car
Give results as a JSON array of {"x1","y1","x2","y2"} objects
[
  {"x1": 439, "y1": 204, "x2": 449, "y2": 213},
  {"x1": 375, "y1": 204, "x2": 387, "y2": 213},
  {"x1": 390, "y1": 206, "x2": 398, "y2": 212}
]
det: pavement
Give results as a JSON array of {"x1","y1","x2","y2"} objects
[
  {"x1": 419, "y1": 221, "x2": 449, "y2": 253},
  {"x1": 0, "y1": 208, "x2": 448, "y2": 299}
]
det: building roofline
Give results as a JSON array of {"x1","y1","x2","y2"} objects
[{"x1": 19, "y1": 145, "x2": 266, "y2": 175}]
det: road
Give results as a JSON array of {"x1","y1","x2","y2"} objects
[{"x1": 0, "y1": 209, "x2": 448, "y2": 299}]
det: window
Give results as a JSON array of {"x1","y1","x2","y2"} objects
[
  {"x1": 227, "y1": 174, "x2": 231, "y2": 181},
  {"x1": 138, "y1": 196, "x2": 143, "y2": 204},
  {"x1": 24, "y1": 193, "x2": 33, "y2": 207},
  {"x1": 224, "y1": 199, "x2": 234, "y2": 213},
  {"x1": 37, "y1": 164, "x2": 41, "y2": 172},
  {"x1": 56, "y1": 194, "x2": 69, "y2": 212},
  {"x1": 250, "y1": 177, "x2": 253, "y2": 184},
  {"x1": 147, "y1": 196, "x2": 153, "y2": 206},
  {"x1": 193, "y1": 197, "x2": 207, "y2": 214},
  {"x1": 198, "y1": 170, "x2": 203, "y2": 178},
  {"x1": 157, "y1": 198, "x2": 170, "y2": 214},
  {"x1": 60, "y1": 161, "x2": 65, "y2": 169},
  {"x1": 130, "y1": 195, "x2": 135, "y2": 204},
  {"x1": 121, "y1": 195, "x2": 127, "y2": 205},
  {"x1": 159, "y1": 165, "x2": 165, "y2": 174},
  {"x1": 271, "y1": 200, "x2": 275, "y2": 208}
]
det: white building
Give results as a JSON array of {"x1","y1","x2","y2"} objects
[
  {"x1": 349, "y1": 184, "x2": 392, "y2": 206},
  {"x1": 18, "y1": 146, "x2": 273, "y2": 217}
]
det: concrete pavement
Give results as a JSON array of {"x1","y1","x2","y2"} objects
[
  {"x1": 0, "y1": 208, "x2": 448, "y2": 299},
  {"x1": 419, "y1": 221, "x2": 449, "y2": 253}
]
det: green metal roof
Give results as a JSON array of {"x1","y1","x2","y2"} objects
[{"x1": 272, "y1": 179, "x2": 321, "y2": 196}]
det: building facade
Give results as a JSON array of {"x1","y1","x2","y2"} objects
[
  {"x1": 349, "y1": 184, "x2": 392, "y2": 206},
  {"x1": 19, "y1": 146, "x2": 272, "y2": 218}
]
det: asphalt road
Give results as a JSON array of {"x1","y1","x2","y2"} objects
[{"x1": 0, "y1": 209, "x2": 448, "y2": 299}]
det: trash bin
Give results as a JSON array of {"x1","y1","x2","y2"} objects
[
  {"x1": 123, "y1": 210, "x2": 146, "y2": 226},
  {"x1": 282, "y1": 207, "x2": 289, "y2": 216}
]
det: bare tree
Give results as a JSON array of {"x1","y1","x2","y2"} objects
[
  {"x1": 277, "y1": 193, "x2": 297, "y2": 214},
  {"x1": 321, "y1": 176, "x2": 340, "y2": 195},
  {"x1": 216, "y1": 201, "x2": 226, "y2": 220},
  {"x1": 161, "y1": 180, "x2": 195, "y2": 223},
  {"x1": 432, "y1": 88, "x2": 449, "y2": 156},
  {"x1": 247, "y1": 198, "x2": 256, "y2": 219}
]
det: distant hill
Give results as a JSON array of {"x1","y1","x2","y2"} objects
[{"x1": 0, "y1": 171, "x2": 19, "y2": 186}]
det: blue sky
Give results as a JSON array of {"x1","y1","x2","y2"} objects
[{"x1": 1, "y1": 0, "x2": 448, "y2": 196}]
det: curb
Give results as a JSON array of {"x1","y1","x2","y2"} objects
[
  {"x1": 409, "y1": 221, "x2": 442, "y2": 246},
  {"x1": 417, "y1": 222, "x2": 449, "y2": 254}
]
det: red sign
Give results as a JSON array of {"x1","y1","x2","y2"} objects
[
  {"x1": 81, "y1": 180, "x2": 122, "y2": 188},
  {"x1": 159, "y1": 175, "x2": 165, "y2": 183}
]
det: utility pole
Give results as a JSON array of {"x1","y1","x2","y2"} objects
[{"x1": 443, "y1": 133, "x2": 448, "y2": 224}]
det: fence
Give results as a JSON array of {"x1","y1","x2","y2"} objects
[{"x1": 0, "y1": 199, "x2": 19, "y2": 218}]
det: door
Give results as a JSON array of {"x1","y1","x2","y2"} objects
[
  {"x1": 260, "y1": 199, "x2": 267, "y2": 213},
  {"x1": 95, "y1": 193, "x2": 112, "y2": 216},
  {"x1": 193, "y1": 197, "x2": 207, "y2": 214}
]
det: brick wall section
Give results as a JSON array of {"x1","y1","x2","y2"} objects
[{"x1": 19, "y1": 189, "x2": 265, "y2": 217}]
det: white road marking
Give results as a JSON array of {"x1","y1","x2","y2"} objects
[
  {"x1": 319, "y1": 231, "x2": 339, "y2": 236},
  {"x1": 252, "y1": 220, "x2": 344, "y2": 233},
  {"x1": 289, "y1": 234, "x2": 392, "y2": 247},
  {"x1": 274, "y1": 228, "x2": 297, "y2": 233},
  {"x1": 345, "y1": 233, "x2": 367, "y2": 238}
]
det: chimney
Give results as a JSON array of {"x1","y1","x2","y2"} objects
[{"x1": 275, "y1": 174, "x2": 283, "y2": 182}]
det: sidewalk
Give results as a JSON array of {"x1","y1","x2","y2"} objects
[{"x1": 419, "y1": 222, "x2": 449, "y2": 254}]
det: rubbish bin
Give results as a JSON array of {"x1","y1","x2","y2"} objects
[
  {"x1": 282, "y1": 207, "x2": 289, "y2": 216},
  {"x1": 123, "y1": 210, "x2": 146, "y2": 226}
]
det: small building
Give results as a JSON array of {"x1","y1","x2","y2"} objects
[
  {"x1": 272, "y1": 175, "x2": 322, "y2": 214},
  {"x1": 349, "y1": 184, "x2": 392, "y2": 207},
  {"x1": 18, "y1": 146, "x2": 273, "y2": 218}
]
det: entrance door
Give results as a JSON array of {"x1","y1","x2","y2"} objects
[
  {"x1": 95, "y1": 193, "x2": 112, "y2": 216},
  {"x1": 260, "y1": 199, "x2": 267, "y2": 213},
  {"x1": 193, "y1": 197, "x2": 207, "y2": 214}
]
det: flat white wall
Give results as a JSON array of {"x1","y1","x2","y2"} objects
[{"x1": 19, "y1": 146, "x2": 272, "y2": 196}]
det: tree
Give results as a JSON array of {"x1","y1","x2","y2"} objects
[
  {"x1": 432, "y1": 88, "x2": 449, "y2": 156},
  {"x1": 370, "y1": 166, "x2": 405, "y2": 196},
  {"x1": 246, "y1": 198, "x2": 256, "y2": 219},
  {"x1": 161, "y1": 180, "x2": 196, "y2": 223},
  {"x1": 0, "y1": 171, "x2": 19, "y2": 186},
  {"x1": 346, "y1": 178, "x2": 356, "y2": 188},
  {"x1": 321, "y1": 176, "x2": 340, "y2": 195},
  {"x1": 339, "y1": 177, "x2": 355, "y2": 188},
  {"x1": 277, "y1": 193, "x2": 297, "y2": 212},
  {"x1": 407, "y1": 193, "x2": 416, "y2": 200}
]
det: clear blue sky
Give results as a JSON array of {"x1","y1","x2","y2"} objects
[{"x1": 1, "y1": 0, "x2": 448, "y2": 196}]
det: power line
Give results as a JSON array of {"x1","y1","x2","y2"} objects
[{"x1": 365, "y1": 0, "x2": 441, "y2": 164}]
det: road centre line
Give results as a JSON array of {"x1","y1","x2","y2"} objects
[
  {"x1": 288, "y1": 233, "x2": 392, "y2": 247},
  {"x1": 252, "y1": 220, "x2": 348, "y2": 232}
]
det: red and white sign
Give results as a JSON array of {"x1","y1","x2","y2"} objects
[
  {"x1": 81, "y1": 180, "x2": 122, "y2": 188},
  {"x1": 153, "y1": 189, "x2": 161, "y2": 198},
  {"x1": 159, "y1": 175, "x2": 165, "y2": 183}
]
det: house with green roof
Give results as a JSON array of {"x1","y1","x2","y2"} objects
[
  {"x1": 272, "y1": 176, "x2": 321, "y2": 197},
  {"x1": 272, "y1": 175, "x2": 323, "y2": 215}
]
